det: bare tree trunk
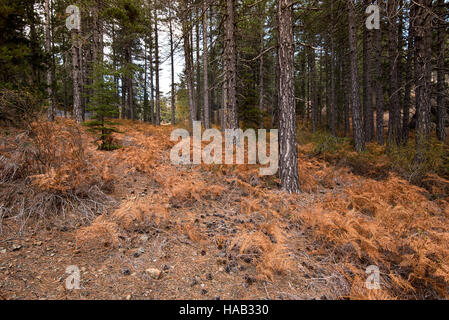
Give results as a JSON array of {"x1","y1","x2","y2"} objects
[
  {"x1": 272, "y1": 43, "x2": 279, "y2": 129},
  {"x1": 258, "y1": 3, "x2": 265, "y2": 125},
  {"x1": 127, "y1": 47, "x2": 134, "y2": 120},
  {"x1": 45, "y1": 0, "x2": 54, "y2": 121},
  {"x1": 92, "y1": 0, "x2": 104, "y2": 62},
  {"x1": 402, "y1": 3, "x2": 414, "y2": 144},
  {"x1": 203, "y1": 0, "x2": 210, "y2": 129},
  {"x1": 309, "y1": 48, "x2": 317, "y2": 132},
  {"x1": 144, "y1": 41, "x2": 149, "y2": 122},
  {"x1": 78, "y1": 17, "x2": 86, "y2": 121},
  {"x1": 436, "y1": 0, "x2": 446, "y2": 141},
  {"x1": 343, "y1": 53, "x2": 351, "y2": 137},
  {"x1": 121, "y1": 61, "x2": 127, "y2": 119},
  {"x1": 169, "y1": 8, "x2": 176, "y2": 125},
  {"x1": 278, "y1": 0, "x2": 300, "y2": 193},
  {"x1": 387, "y1": 0, "x2": 401, "y2": 148},
  {"x1": 71, "y1": 29, "x2": 82, "y2": 123},
  {"x1": 374, "y1": 8, "x2": 385, "y2": 145},
  {"x1": 149, "y1": 25, "x2": 155, "y2": 124},
  {"x1": 93, "y1": 1, "x2": 99, "y2": 63},
  {"x1": 363, "y1": 0, "x2": 374, "y2": 141},
  {"x1": 413, "y1": 0, "x2": 432, "y2": 163},
  {"x1": 195, "y1": 8, "x2": 202, "y2": 123},
  {"x1": 397, "y1": 0, "x2": 404, "y2": 118},
  {"x1": 62, "y1": 34, "x2": 68, "y2": 117},
  {"x1": 182, "y1": 5, "x2": 197, "y2": 127},
  {"x1": 330, "y1": 0, "x2": 336, "y2": 136},
  {"x1": 348, "y1": 0, "x2": 365, "y2": 152},
  {"x1": 154, "y1": 8, "x2": 160, "y2": 125},
  {"x1": 223, "y1": 0, "x2": 238, "y2": 129}
]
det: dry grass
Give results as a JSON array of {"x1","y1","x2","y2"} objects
[
  {"x1": 0, "y1": 118, "x2": 115, "y2": 232},
  {"x1": 231, "y1": 223, "x2": 294, "y2": 280},
  {"x1": 40, "y1": 119, "x2": 449, "y2": 299},
  {"x1": 295, "y1": 172, "x2": 449, "y2": 299}
]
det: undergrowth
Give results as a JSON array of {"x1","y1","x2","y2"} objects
[
  {"x1": 0, "y1": 118, "x2": 115, "y2": 233},
  {"x1": 70, "y1": 120, "x2": 449, "y2": 299}
]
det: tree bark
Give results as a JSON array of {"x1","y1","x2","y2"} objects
[
  {"x1": 223, "y1": 0, "x2": 238, "y2": 129},
  {"x1": 181, "y1": 5, "x2": 197, "y2": 128},
  {"x1": 363, "y1": 0, "x2": 374, "y2": 141},
  {"x1": 71, "y1": 29, "x2": 82, "y2": 123},
  {"x1": 374, "y1": 8, "x2": 385, "y2": 145},
  {"x1": 169, "y1": 7, "x2": 176, "y2": 125},
  {"x1": 277, "y1": 0, "x2": 300, "y2": 193},
  {"x1": 348, "y1": 0, "x2": 365, "y2": 152},
  {"x1": 413, "y1": 0, "x2": 432, "y2": 163},
  {"x1": 154, "y1": 7, "x2": 160, "y2": 125},
  {"x1": 196, "y1": 8, "x2": 202, "y2": 123},
  {"x1": 144, "y1": 41, "x2": 149, "y2": 122},
  {"x1": 343, "y1": 53, "x2": 351, "y2": 137},
  {"x1": 402, "y1": 3, "x2": 414, "y2": 144},
  {"x1": 330, "y1": 0, "x2": 336, "y2": 136},
  {"x1": 387, "y1": 0, "x2": 401, "y2": 148},
  {"x1": 436, "y1": 0, "x2": 446, "y2": 141},
  {"x1": 309, "y1": 47, "x2": 317, "y2": 132},
  {"x1": 45, "y1": 0, "x2": 54, "y2": 121},
  {"x1": 203, "y1": 0, "x2": 210, "y2": 129},
  {"x1": 259, "y1": 2, "x2": 265, "y2": 126},
  {"x1": 149, "y1": 22, "x2": 155, "y2": 124},
  {"x1": 127, "y1": 47, "x2": 134, "y2": 120}
]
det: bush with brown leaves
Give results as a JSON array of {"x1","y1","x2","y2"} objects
[{"x1": 0, "y1": 119, "x2": 115, "y2": 232}]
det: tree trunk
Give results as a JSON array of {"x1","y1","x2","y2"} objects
[
  {"x1": 309, "y1": 48, "x2": 317, "y2": 132},
  {"x1": 223, "y1": 0, "x2": 238, "y2": 129},
  {"x1": 154, "y1": 8, "x2": 160, "y2": 125},
  {"x1": 413, "y1": 0, "x2": 432, "y2": 163},
  {"x1": 45, "y1": 0, "x2": 54, "y2": 121},
  {"x1": 169, "y1": 8, "x2": 176, "y2": 126},
  {"x1": 363, "y1": 0, "x2": 374, "y2": 141},
  {"x1": 343, "y1": 53, "x2": 351, "y2": 137},
  {"x1": 181, "y1": 4, "x2": 197, "y2": 127},
  {"x1": 127, "y1": 47, "x2": 134, "y2": 120},
  {"x1": 387, "y1": 0, "x2": 401, "y2": 148},
  {"x1": 71, "y1": 29, "x2": 82, "y2": 123},
  {"x1": 195, "y1": 8, "x2": 202, "y2": 123},
  {"x1": 144, "y1": 41, "x2": 149, "y2": 122},
  {"x1": 436, "y1": 0, "x2": 446, "y2": 141},
  {"x1": 330, "y1": 0, "x2": 336, "y2": 136},
  {"x1": 277, "y1": 0, "x2": 300, "y2": 193},
  {"x1": 203, "y1": 0, "x2": 210, "y2": 129},
  {"x1": 374, "y1": 8, "x2": 385, "y2": 145},
  {"x1": 348, "y1": 0, "x2": 365, "y2": 152},
  {"x1": 149, "y1": 26, "x2": 155, "y2": 124},
  {"x1": 402, "y1": 3, "x2": 414, "y2": 144},
  {"x1": 259, "y1": 3, "x2": 265, "y2": 126},
  {"x1": 62, "y1": 34, "x2": 68, "y2": 117}
]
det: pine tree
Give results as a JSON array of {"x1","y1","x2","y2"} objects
[{"x1": 85, "y1": 63, "x2": 120, "y2": 150}]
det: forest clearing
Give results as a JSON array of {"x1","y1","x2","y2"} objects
[
  {"x1": 0, "y1": 0, "x2": 448, "y2": 302},
  {"x1": 0, "y1": 118, "x2": 448, "y2": 300}
]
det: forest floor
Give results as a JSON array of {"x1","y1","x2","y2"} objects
[{"x1": 0, "y1": 119, "x2": 448, "y2": 300}]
